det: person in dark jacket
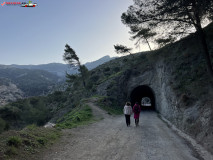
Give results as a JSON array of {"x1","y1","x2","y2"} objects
[{"x1": 133, "y1": 102, "x2": 141, "y2": 127}]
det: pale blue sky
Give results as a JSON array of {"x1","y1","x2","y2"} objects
[{"x1": 0, "y1": 0, "x2": 148, "y2": 65}]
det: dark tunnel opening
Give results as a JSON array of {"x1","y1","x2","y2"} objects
[{"x1": 130, "y1": 85, "x2": 155, "y2": 110}]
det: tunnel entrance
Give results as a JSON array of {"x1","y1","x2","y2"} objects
[{"x1": 130, "y1": 85, "x2": 155, "y2": 110}]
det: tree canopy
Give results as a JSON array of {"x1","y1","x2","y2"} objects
[
  {"x1": 122, "y1": 0, "x2": 213, "y2": 38},
  {"x1": 63, "y1": 44, "x2": 87, "y2": 87},
  {"x1": 114, "y1": 44, "x2": 132, "y2": 55},
  {"x1": 63, "y1": 44, "x2": 80, "y2": 69},
  {"x1": 121, "y1": 0, "x2": 213, "y2": 77},
  {"x1": 130, "y1": 27, "x2": 156, "y2": 50}
]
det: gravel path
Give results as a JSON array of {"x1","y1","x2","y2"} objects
[{"x1": 36, "y1": 103, "x2": 212, "y2": 160}]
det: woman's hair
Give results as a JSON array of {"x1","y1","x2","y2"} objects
[
  {"x1": 135, "y1": 102, "x2": 139, "y2": 105},
  {"x1": 126, "y1": 102, "x2": 131, "y2": 106}
]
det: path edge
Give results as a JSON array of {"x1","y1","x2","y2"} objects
[{"x1": 159, "y1": 114, "x2": 213, "y2": 160}]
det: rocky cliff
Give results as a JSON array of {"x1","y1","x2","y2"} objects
[{"x1": 0, "y1": 81, "x2": 23, "y2": 106}]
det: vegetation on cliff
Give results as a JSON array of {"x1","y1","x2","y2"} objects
[{"x1": 0, "y1": 125, "x2": 60, "y2": 160}]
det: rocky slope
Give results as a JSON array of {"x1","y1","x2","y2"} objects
[
  {"x1": 0, "y1": 80, "x2": 23, "y2": 106},
  {"x1": 0, "y1": 67, "x2": 62, "y2": 106}
]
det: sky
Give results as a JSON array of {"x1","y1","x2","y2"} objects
[{"x1": 0, "y1": 0, "x2": 150, "y2": 65}]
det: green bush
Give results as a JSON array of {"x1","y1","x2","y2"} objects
[
  {"x1": 37, "y1": 137, "x2": 47, "y2": 145},
  {"x1": 0, "y1": 118, "x2": 6, "y2": 134},
  {"x1": 56, "y1": 104, "x2": 93, "y2": 129},
  {"x1": 26, "y1": 124, "x2": 37, "y2": 130},
  {"x1": 30, "y1": 98, "x2": 39, "y2": 105},
  {"x1": 95, "y1": 96, "x2": 122, "y2": 115},
  {"x1": 0, "y1": 125, "x2": 61, "y2": 159},
  {"x1": 7, "y1": 136, "x2": 22, "y2": 148},
  {"x1": 86, "y1": 81, "x2": 94, "y2": 90},
  {"x1": 113, "y1": 66, "x2": 120, "y2": 72},
  {"x1": 103, "y1": 67, "x2": 110, "y2": 72},
  {"x1": 90, "y1": 75, "x2": 100, "y2": 81},
  {"x1": 0, "y1": 97, "x2": 53, "y2": 129},
  {"x1": 5, "y1": 146, "x2": 18, "y2": 156}
]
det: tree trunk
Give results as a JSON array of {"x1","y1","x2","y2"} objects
[
  {"x1": 196, "y1": 27, "x2": 213, "y2": 79},
  {"x1": 81, "y1": 71, "x2": 86, "y2": 88},
  {"x1": 78, "y1": 62, "x2": 86, "y2": 88},
  {"x1": 145, "y1": 38, "x2": 152, "y2": 51},
  {"x1": 128, "y1": 51, "x2": 133, "y2": 57},
  {"x1": 191, "y1": 2, "x2": 213, "y2": 79}
]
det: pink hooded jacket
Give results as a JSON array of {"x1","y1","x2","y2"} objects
[{"x1": 133, "y1": 104, "x2": 141, "y2": 119}]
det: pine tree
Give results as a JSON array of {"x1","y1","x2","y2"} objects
[
  {"x1": 121, "y1": 0, "x2": 213, "y2": 78},
  {"x1": 63, "y1": 44, "x2": 87, "y2": 87}
]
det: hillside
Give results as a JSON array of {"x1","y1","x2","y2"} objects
[
  {"x1": 0, "y1": 78, "x2": 23, "y2": 106},
  {"x1": 0, "y1": 55, "x2": 115, "y2": 107},
  {"x1": 90, "y1": 23, "x2": 213, "y2": 153},
  {"x1": 53, "y1": 22, "x2": 213, "y2": 154},
  {"x1": 0, "y1": 66, "x2": 62, "y2": 105},
  {"x1": 84, "y1": 55, "x2": 117, "y2": 70}
]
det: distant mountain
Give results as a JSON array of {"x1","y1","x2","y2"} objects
[
  {"x1": 9, "y1": 55, "x2": 116, "y2": 77},
  {"x1": 0, "y1": 66, "x2": 62, "y2": 98},
  {"x1": 10, "y1": 63, "x2": 70, "y2": 77},
  {"x1": 84, "y1": 55, "x2": 117, "y2": 70}
]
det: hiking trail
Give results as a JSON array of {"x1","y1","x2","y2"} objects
[{"x1": 35, "y1": 100, "x2": 212, "y2": 160}]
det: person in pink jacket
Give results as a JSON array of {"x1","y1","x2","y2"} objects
[{"x1": 133, "y1": 102, "x2": 141, "y2": 127}]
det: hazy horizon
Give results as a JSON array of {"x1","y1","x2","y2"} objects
[{"x1": 0, "y1": 55, "x2": 117, "y2": 66}]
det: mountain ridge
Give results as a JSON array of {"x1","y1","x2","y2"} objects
[
  {"x1": 2, "y1": 55, "x2": 116, "y2": 77},
  {"x1": 0, "y1": 55, "x2": 116, "y2": 106}
]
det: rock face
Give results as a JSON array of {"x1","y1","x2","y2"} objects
[{"x1": 0, "y1": 82, "x2": 24, "y2": 107}]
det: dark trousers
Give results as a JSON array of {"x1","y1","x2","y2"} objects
[
  {"x1": 125, "y1": 115, "x2": 131, "y2": 126},
  {"x1": 135, "y1": 119, "x2": 139, "y2": 126}
]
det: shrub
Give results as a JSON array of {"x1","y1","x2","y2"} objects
[
  {"x1": 5, "y1": 146, "x2": 18, "y2": 156},
  {"x1": 86, "y1": 81, "x2": 94, "y2": 90},
  {"x1": 37, "y1": 137, "x2": 47, "y2": 145},
  {"x1": 56, "y1": 104, "x2": 93, "y2": 129},
  {"x1": 90, "y1": 75, "x2": 100, "y2": 81},
  {"x1": 26, "y1": 124, "x2": 37, "y2": 130},
  {"x1": 7, "y1": 136, "x2": 22, "y2": 148},
  {"x1": 103, "y1": 67, "x2": 110, "y2": 72},
  {"x1": 30, "y1": 98, "x2": 39, "y2": 105},
  {"x1": 0, "y1": 118, "x2": 6, "y2": 134},
  {"x1": 113, "y1": 66, "x2": 120, "y2": 72},
  {"x1": 95, "y1": 96, "x2": 122, "y2": 115}
]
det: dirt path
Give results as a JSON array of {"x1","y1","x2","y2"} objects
[{"x1": 36, "y1": 103, "x2": 212, "y2": 160}]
